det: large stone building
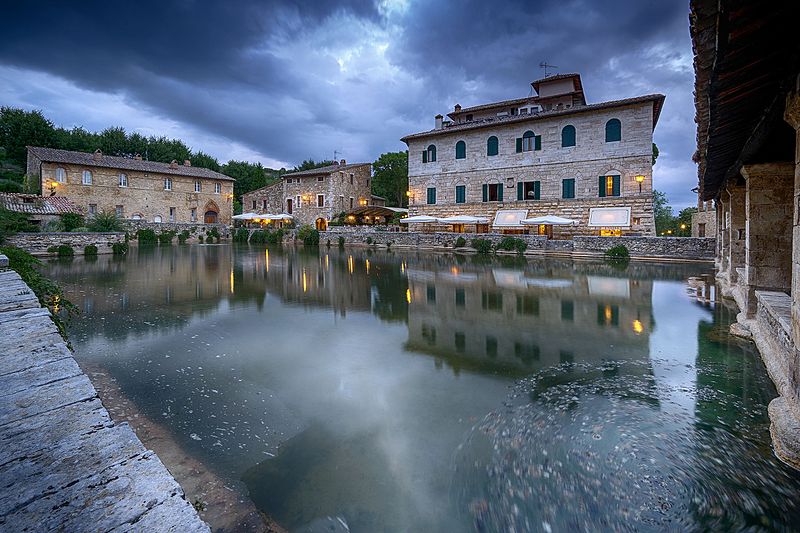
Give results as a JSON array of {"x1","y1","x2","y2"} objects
[
  {"x1": 691, "y1": 0, "x2": 800, "y2": 465},
  {"x1": 401, "y1": 74, "x2": 664, "y2": 236},
  {"x1": 27, "y1": 147, "x2": 235, "y2": 224},
  {"x1": 242, "y1": 160, "x2": 372, "y2": 229}
]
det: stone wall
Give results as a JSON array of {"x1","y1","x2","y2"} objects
[
  {"x1": 324, "y1": 227, "x2": 547, "y2": 251},
  {"x1": 572, "y1": 236, "x2": 715, "y2": 259},
  {"x1": 124, "y1": 221, "x2": 232, "y2": 239},
  {"x1": 5, "y1": 232, "x2": 125, "y2": 256},
  {"x1": 691, "y1": 204, "x2": 717, "y2": 237}
]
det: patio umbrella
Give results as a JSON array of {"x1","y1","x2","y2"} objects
[
  {"x1": 232, "y1": 212, "x2": 260, "y2": 220},
  {"x1": 520, "y1": 215, "x2": 576, "y2": 225},
  {"x1": 399, "y1": 215, "x2": 438, "y2": 224},
  {"x1": 437, "y1": 215, "x2": 490, "y2": 224}
]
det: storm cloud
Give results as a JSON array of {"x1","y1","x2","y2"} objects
[{"x1": 0, "y1": 0, "x2": 697, "y2": 206}]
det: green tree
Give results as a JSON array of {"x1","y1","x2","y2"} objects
[
  {"x1": 0, "y1": 108, "x2": 57, "y2": 166},
  {"x1": 99, "y1": 127, "x2": 129, "y2": 156},
  {"x1": 676, "y1": 207, "x2": 696, "y2": 237},
  {"x1": 372, "y1": 151, "x2": 408, "y2": 207},
  {"x1": 222, "y1": 160, "x2": 275, "y2": 199},
  {"x1": 653, "y1": 189, "x2": 674, "y2": 235},
  {"x1": 190, "y1": 151, "x2": 221, "y2": 171},
  {"x1": 293, "y1": 159, "x2": 336, "y2": 172},
  {"x1": 652, "y1": 143, "x2": 659, "y2": 165}
]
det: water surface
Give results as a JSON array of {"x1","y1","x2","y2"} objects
[{"x1": 48, "y1": 245, "x2": 800, "y2": 532}]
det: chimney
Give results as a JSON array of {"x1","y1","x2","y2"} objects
[
  {"x1": 134, "y1": 153, "x2": 142, "y2": 160},
  {"x1": 184, "y1": 159, "x2": 191, "y2": 166},
  {"x1": 340, "y1": 159, "x2": 346, "y2": 166},
  {"x1": 93, "y1": 149, "x2": 102, "y2": 161},
  {"x1": 454, "y1": 104, "x2": 461, "y2": 113},
  {"x1": 435, "y1": 114, "x2": 443, "y2": 130},
  {"x1": 169, "y1": 159, "x2": 178, "y2": 169}
]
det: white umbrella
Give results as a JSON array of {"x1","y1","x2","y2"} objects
[
  {"x1": 232, "y1": 212, "x2": 260, "y2": 220},
  {"x1": 399, "y1": 215, "x2": 438, "y2": 224},
  {"x1": 437, "y1": 215, "x2": 489, "y2": 224},
  {"x1": 269, "y1": 213, "x2": 294, "y2": 220},
  {"x1": 520, "y1": 215, "x2": 576, "y2": 225}
]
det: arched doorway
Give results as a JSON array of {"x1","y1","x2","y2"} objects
[
  {"x1": 315, "y1": 218, "x2": 327, "y2": 231},
  {"x1": 203, "y1": 200, "x2": 220, "y2": 224}
]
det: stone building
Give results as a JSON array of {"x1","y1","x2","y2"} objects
[
  {"x1": 242, "y1": 160, "x2": 372, "y2": 229},
  {"x1": 0, "y1": 192, "x2": 82, "y2": 226},
  {"x1": 26, "y1": 147, "x2": 235, "y2": 225},
  {"x1": 691, "y1": 199, "x2": 717, "y2": 238},
  {"x1": 691, "y1": 0, "x2": 800, "y2": 466},
  {"x1": 401, "y1": 74, "x2": 664, "y2": 236}
]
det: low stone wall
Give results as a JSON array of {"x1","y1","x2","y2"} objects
[
  {"x1": 125, "y1": 221, "x2": 232, "y2": 239},
  {"x1": 5, "y1": 232, "x2": 125, "y2": 256},
  {"x1": 573, "y1": 236, "x2": 715, "y2": 259},
  {"x1": 324, "y1": 227, "x2": 548, "y2": 251}
]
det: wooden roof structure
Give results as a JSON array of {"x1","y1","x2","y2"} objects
[{"x1": 691, "y1": 0, "x2": 800, "y2": 201}]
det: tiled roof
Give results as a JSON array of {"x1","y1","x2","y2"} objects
[
  {"x1": 447, "y1": 97, "x2": 537, "y2": 119},
  {"x1": 0, "y1": 193, "x2": 83, "y2": 215},
  {"x1": 402, "y1": 94, "x2": 665, "y2": 142},
  {"x1": 27, "y1": 146, "x2": 235, "y2": 181},
  {"x1": 531, "y1": 73, "x2": 581, "y2": 92},
  {"x1": 282, "y1": 162, "x2": 370, "y2": 178}
]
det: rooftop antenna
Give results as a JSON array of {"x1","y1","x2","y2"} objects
[
  {"x1": 539, "y1": 61, "x2": 558, "y2": 77},
  {"x1": 333, "y1": 149, "x2": 342, "y2": 162}
]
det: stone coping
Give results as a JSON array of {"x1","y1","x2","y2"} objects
[{"x1": 755, "y1": 290, "x2": 793, "y2": 338}]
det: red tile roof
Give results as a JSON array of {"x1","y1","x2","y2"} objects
[{"x1": 0, "y1": 193, "x2": 83, "y2": 215}]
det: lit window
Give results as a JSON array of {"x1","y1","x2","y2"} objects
[
  {"x1": 599, "y1": 175, "x2": 621, "y2": 197},
  {"x1": 55, "y1": 167, "x2": 66, "y2": 183},
  {"x1": 164, "y1": 178, "x2": 172, "y2": 191},
  {"x1": 194, "y1": 180, "x2": 201, "y2": 192},
  {"x1": 215, "y1": 182, "x2": 221, "y2": 194},
  {"x1": 118, "y1": 173, "x2": 128, "y2": 187},
  {"x1": 82, "y1": 170, "x2": 93, "y2": 185}
]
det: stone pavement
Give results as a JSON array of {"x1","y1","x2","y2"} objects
[{"x1": 0, "y1": 263, "x2": 210, "y2": 532}]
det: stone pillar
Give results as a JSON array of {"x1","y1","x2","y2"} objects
[
  {"x1": 784, "y1": 89, "x2": 800, "y2": 346},
  {"x1": 726, "y1": 182, "x2": 747, "y2": 284},
  {"x1": 717, "y1": 195, "x2": 730, "y2": 275},
  {"x1": 741, "y1": 163, "x2": 795, "y2": 317}
]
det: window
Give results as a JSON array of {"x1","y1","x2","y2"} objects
[
  {"x1": 482, "y1": 183, "x2": 503, "y2": 202},
  {"x1": 190, "y1": 208, "x2": 197, "y2": 222},
  {"x1": 516, "y1": 130, "x2": 541, "y2": 152},
  {"x1": 88, "y1": 204, "x2": 97, "y2": 215},
  {"x1": 455, "y1": 332, "x2": 466, "y2": 353},
  {"x1": 169, "y1": 207, "x2": 175, "y2": 222},
  {"x1": 427, "y1": 187, "x2": 436, "y2": 205},
  {"x1": 516, "y1": 295, "x2": 539, "y2": 315},
  {"x1": 115, "y1": 205, "x2": 123, "y2": 217},
  {"x1": 421, "y1": 325, "x2": 436, "y2": 346},
  {"x1": 349, "y1": 197, "x2": 354, "y2": 209},
  {"x1": 427, "y1": 285, "x2": 436, "y2": 303},
  {"x1": 82, "y1": 170, "x2": 93, "y2": 185},
  {"x1": 605, "y1": 119, "x2": 621, "y2": 142},
  {"x1": 517, "y1": 181, "x2": 540, "y2": 201},
  {"x1": 194, "y1": 180, "x2": 202, "y2": 192},
  {"x1": 481, "y1": 292, "x2": 503, "y2": 311},
  {"x1": 487, "y1": 136, "x2": 499, "y2": 156},
  {"x1": 514, "y1": 343, "x2": 540, "y2": 364},
  {"x1": 317, "y1": 176, "x2": 324, "y2": 182},
  {"x1": 164, "y1": 177, "x2": 172, "y2": 191},
  {"x1": 252, "y1": 200, "x2": 257, "y2": 209},
  {"x1": 562, "y1": 178, "x2": 576, "y2": 199},
  {"x1": 598, "y1": 304, "x2": 619, "y2": 326},
  {"x1": 118, "y1": 173, "x2": 128, "y2": 187},
  {"x1": 455, "y1": 140, "x2": 466, "y2": 159},
  {"x1": 317, "y1": 194, "x2": 324, "y2": 207},
  {"x1": 154, "y1": 215, "x2": 162, "y2": 223},
  {"x1": 486, "y1": 336, "x2": 498, "y2": 358},
  {"x1": 262, "y1": 199, "x2": 268, "y2": 210},
  {"x1": 55, "y1": 167, "x2": 66, "y2": 183},
  {"x1": 455, "y1": 185, "x2": 466, "y2": 204},
  {"x1": 598, "y1": 175, "x2": 621, "y2": 197},
  {"x1": 423, "y1": 144, "x2": 437, "y2": 163},
  {"x1": 561, "y1": 300, "x2": 574, "y2": 321},
  {"x1": 698, "y1": 223, "x2": 706, "y2": 237},
  {"x1": 350, "y1": 174, "x2": 354, "y2": 185},
  {"x1": 215, "y1": 182, "x2": 221, "y2": 194},
  {"x1": 561, "y1": 125, "x2": 576, "y2": 147},
  {"x1": 455, "y1": 288, "x2": 465, "y2": 307},
  {"x1": 465, "y1": 114, "x2": 473, "y2": 121},
  {"x1": 296, "y1": 195, "x2": 301, "y2": 208}
]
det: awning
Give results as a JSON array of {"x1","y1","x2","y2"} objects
[
  {"x1": 269, "y1": 213, "x2": 294, "y2": 220},
  {"x1": 399, "y1": 215, "x2": 438, "y2": 224},
  {"x1": 232, "y1": 212, "x2": 260, "y2": 220},
  {"x1": 346, "y1": 206, "x2": 406, "y2": 218},
  {"x1": 438, "y1": 215, "x2": 490, "y2": 224},
  {"x1": 587, "y1": 207, "x2": 631, "y2": 227},
  {"x1": 520, "y1": 215, "x2": 576, "y2": 225},
  {"x1": 492, "y1": 209, "x2": 528, "y2": 228}
]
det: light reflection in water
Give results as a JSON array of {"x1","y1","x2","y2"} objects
[{"x1": 46, "y1": 245, "x2": 800, "y2": 532}]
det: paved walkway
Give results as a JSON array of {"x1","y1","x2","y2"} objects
[{"x1": 0, "y1": 265, "x2": 210, "y2": 532}]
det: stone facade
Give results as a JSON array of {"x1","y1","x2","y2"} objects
[
  {"x1": 242, "y1": 161, "x2": 372, "y2": 228},
  {"x1": 6, "y1": 232, "x2": 125, "y2": 256},
  {"x1": 27, "y1": 147, "x2": 234, "y2": 225},
  {"x1": 124, "y1": 221, "x2": 232, "y2": 239},
  {"x1": 402, "y1": 74, "x2": 663, "y2": 236},
  {"x1": 691, "y1": 201, "x2": 717, "y2": 238}
]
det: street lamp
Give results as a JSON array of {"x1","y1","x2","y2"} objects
[{"x1": 635, "y1": 175, "x2": 645, "y2": 194}]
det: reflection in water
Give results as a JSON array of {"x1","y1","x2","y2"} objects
[{"x1": 48, "y1": 245, "x2": 800, "y2": 532}]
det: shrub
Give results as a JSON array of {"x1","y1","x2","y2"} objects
[
  {"x1": 112, "y1": 242, "x2": 128, "y2": 255},
  {"x1": 471, "y1": 238, "x2": 493, "y2": 255},
  {"x1": 178, "y1": 230, "x2": 190, "y2": 244},
  {"x1": 157, "y1": 231, "x2": 175, "y2": 245},
  {"x1": 454, "y1": 236, "x2": 467, "y2": 248},
  {"x1": 41, "y1": 219, "x2": 64, "y2": 232},
  {"x1": 83, "y1": 244, "x2": 98, "y2": 256},
  {"x1": 55, "y1": 244, "x2": 74, "y2": 257},
  {"x1": 366, "y1": 236, "x2": 373, "y2": 245},
  {"x1": 70, "y1": 226, "x2": 89, "y2": 232},
  {"x1": 497, "y1": 236, "x2": 527, "y2": 254},
  {"x1": 198, "y1": 235, "x2": 204, "y2": 243},
  {"x1": 137, "y1": 228, "x2": 157, "y2": 245},
  {"x1": 61, "y1": 213, "x2": 85, "y2": 232},
  {"x1": 0, "y1": 207, "x2": 38, "y2": 243},
  {"x1": 605, "y1": 244, "x2": 630, "y2": 259},
  {"x1": 233, "y1": 227, "x2": 250, "y2": 243},
  {"x1": 207, "y1": 227, "x2": 221, "y2": 240},
  {"x1": 297, "y1": 224, "x2": 320, "y2": 246},
  {"x1": 87, "y1": 211, "x2": 123, "y2": 232},
  {"x1": 338, "y1": 236, "x2": 345, "y2": 248},
  {"x1": 250, "y1": 230, "x2": 267, "y2": 244}
]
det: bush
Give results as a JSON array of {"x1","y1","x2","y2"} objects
[
  {"x1": 338, "y1": 236, "x2": 345, "y2": 248},
  {"x1": 137, "y1": 228, "x2": 157, "y2": 245},
  {"x1": 454, "y1": 236, "x2": 467, "y2": 248},
  {"x1": 61, "y1": 213, "x2": 85, "y2": 232},
  {"x1": 471, "y1": 238, "x2": 493, "y2": 254},
  {"x1": 605, "y1": 244, "x2": 630, "y2": 259},
  {"x1": 207, "y1": 227, "x2": 221, "y2": 240},
  {"x1": 497, "y1": 236, "x2": 527, "y2": 254},
  {"x1": 87, "y1": 211, "x2": 123, "y2": 232},
  {"x1": 178, "y1": 230, "x2": 190, "y2": 244},
  {"x1": 84, "y1": 244, "x2": 98, "y2": 256},
  {"x1": 112, "y1": 242, "x2": 128, "y2": 255},
  {"x1": 71, "y1": 226, "x2": 89, "y2": 232},
  {"x1": 198, "y1": 235, "x2": 204, "y2": 243},
  {"x1": 297, "y1": 224, "x2": 320, "y2": 246},
  {"x1": 0, "y1": 207, "x2": 38, "y2": 243},
  {"x1": 49, "y1": 244, "x2": 74, "y2": 257},
  {"x1": 233, "y1": 227, "x2": 250, "y2": 243},
  {"x1": 157, "y1": 231, "x2": 175, "y2": 245},
  {"x1": 250, "y1": 230, "x2": 267, "y2": 244},
  {"x1": 366, "y1": 236, "x2": 373, "y2": 245},
  {"x1": 41, "y1": 219, "x2": 64, "y2": 232}
]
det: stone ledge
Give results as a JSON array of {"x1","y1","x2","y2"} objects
[{"x1": 769, "y1": 397, "x2": 800, "y2": 469}]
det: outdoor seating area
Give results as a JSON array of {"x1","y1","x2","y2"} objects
[
  {"x1": 232, "y1": 212, "x2": 294, "y2": 228},
  {"x1": 400, "y1": 210, "x2": 577, "y2": 238}
]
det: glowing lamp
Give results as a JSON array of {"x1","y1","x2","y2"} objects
[{"x1": 634, "y1": 175, "x2": 645, "y2": 193}]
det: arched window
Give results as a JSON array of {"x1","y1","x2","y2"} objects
[
  {"x1": 424, "y1": 144, "x2": 437, "y2": 163},
  {"x1": 455, "y1": 140, "x2": 466, "y2": 160},
  {"x1": 561, "y1": 125, "x2": 576, "y2": 147},
  {"x1": 522, "y1": 130, "x2": 535, "y2": 152},
  {"x1": 55, "y1": 167, "x2": 66, "y2": 183},
  {"x1": 82, "y1": 170, "x2": 93, "y2": 185},
  {"x1": 605, "y1": 119, "x2": 621, "y2": 142},
  {"x1": 487, "y1": 136, "x2": 498, "y2": 156}
]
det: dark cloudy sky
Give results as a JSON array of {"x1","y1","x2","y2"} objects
[{"x1": 1, "y1": 0, "x2": 697, "y2": 208}]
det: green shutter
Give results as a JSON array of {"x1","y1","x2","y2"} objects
[
  {"x1": 599, "y1": 176, "x2": 606, "y2": 197},
  {"x1": 612, "y1": 175, "x2": 620, "y2": 196},
  {"x1": 482, "y1": 184, "x2": 488, "y2": 202},
  {"x1": 517, "y1": 182, "x2": 523, "y2": 201},
  {"x1": 563, "y1": 178, "x2": 575, "y2": 199},
  {"x1": 516, "y1": 138, "x2": 522, "y2": 153},
  {"x1": 534, "y1": 135, "x2": 542, "y2": 151},
  {"x1": 534, "y1": 181, "x2": 540, "y2": 200},
  {"x1": 497, "y1": 184, "x2": 503, "y2": 202},
  {"x1": 422, "y1": 150, "x2": 427, "y2": 163},
  {"x1": 455, "y1": 185, "x2": 465, "y2": 203}
]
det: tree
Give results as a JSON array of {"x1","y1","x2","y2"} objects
[
  {"x1": 653, "y1": 189, "x2": 674, "y2": 235},
  {"x1": 652, "y1": 143, "x2": 659, "y2": 165},
  {"x1": 190, "y1": 151, "x2": 220, "y2": 171},
  {"x1": 676, "y1": 207, "x2": 697, "y2": 237},
  {"x1": 371, "y1": 151, "x2": 408, "y2": 207},
  {"x1": 293, "y1": 159, "x2": 336, "y2": 172},
  {"x1": 0, "y1": 108, "x2": 57, "y2": 166},
  {"x1": 221, "y1": 160, "x2": 275, "y2": 199}
]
